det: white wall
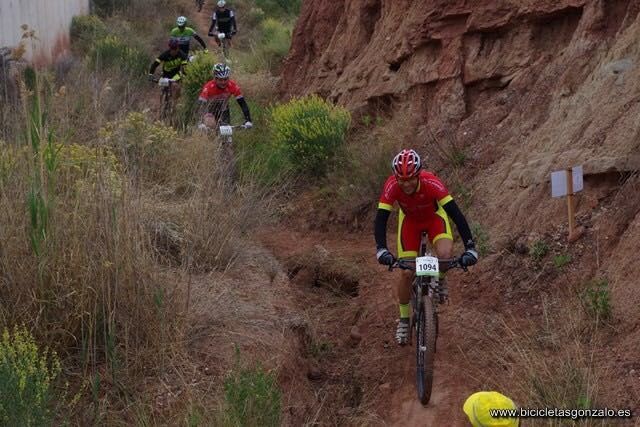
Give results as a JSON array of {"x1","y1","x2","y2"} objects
[{"x1": 0, "y1": 0, "x2": 89, "y2": 64}]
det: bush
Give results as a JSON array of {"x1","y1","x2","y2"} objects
[
  {"x1": 471, "y1": 222, "x2": 490, "y2": 256},
  {"x1": 530, "y1": 240, "x2": 549, "y2": 262},
  {"x1": 270, "y1": 94, "x2": 351, "y2": 178},
  {"x1": 177, "y1": 52, "x2": 215, "y2": 127},
  {"x1": 255, "y1": 0, "x2": 301, "y2": 16},
  {"x1": 70, "y1": 15, "x2": 107, "y2": 54},
  {"x1": 56, "y1": 143, "x2": 122, "y2": 196},
  {"x1": 92, "y1": 0, "x2": 131, "y2": 17},
  {"x1": 87, "y1": 35, "x2": 149, "y2": 77},
  {"x1": 580, "y1": 279, "x2": 612, "y2": 322},
  {"x1": 99, "y1": 112, "x2": 178, "y2": 184},
  {"x1": 553, "y1": 253, "x2": 572, "y2": 269},
  {"x1": 0, "y1": 328, "x2": 61, "y2": 426},
  {"x1": 223, "y1": 361, "x2": 281, "y2": 427},
  {"x1": 244, "y1": 18, "x2": 292, "y2": 73}
]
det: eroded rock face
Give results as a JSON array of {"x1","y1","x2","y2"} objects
[{"x1": 282, "y1": 0, "x2": 640, "y2": 230}]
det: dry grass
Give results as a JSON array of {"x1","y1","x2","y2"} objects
[
  {"x1": 0, "y1": 61, "x2": 288, "y2": 424},
  {"x1": 458, "y1": 295, "x2": 609, "y2": 426}
]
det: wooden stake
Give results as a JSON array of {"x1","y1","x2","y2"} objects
[
  {"x1": 566, "y1": 168, "x2": 575, "y2": 235},
  {"x1": 566, "y1": 167, "x2": 584, "y2": 242}
]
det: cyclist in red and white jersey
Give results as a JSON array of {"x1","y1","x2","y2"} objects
[
  {"x1": 198, "y1": 63, "x2": 252, "y2": 128},
  {"x1": 374, "y1": 149, "x2": 478, "y2": 345}
]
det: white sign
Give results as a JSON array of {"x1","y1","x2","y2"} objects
[
  {"x1": 415, "y1": 255, "x2": 439, "y2": 277},
  {"x1": 551, "y1": 166, "x2": 583, "y2": 198}
]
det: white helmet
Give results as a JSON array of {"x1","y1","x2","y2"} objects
[
  {"x1": 176, "y1": 16, "x2": 187, "y2": 26},
  {"x1": 217, "y1": 0, "x2": 226, "y2": 7}
]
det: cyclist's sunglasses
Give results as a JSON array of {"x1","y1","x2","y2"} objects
[{"x1": 395, "y1": 176, "x2": 418, "y2": 183}]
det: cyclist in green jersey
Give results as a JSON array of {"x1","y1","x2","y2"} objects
[{"x1": 171, "y1": 16, "x2": 207, "y2": 55}]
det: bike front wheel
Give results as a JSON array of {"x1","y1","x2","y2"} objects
[{"x1": 415, "y1": 297, "x2": 437, "y2": 405}]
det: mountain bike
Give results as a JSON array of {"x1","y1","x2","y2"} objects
[
  {"x1": 152, "y1": 77, "x2": 175, "y2": 122},
  {"x1": 198, "y1": 116, "x2": 251, "y2": 184},
  {"x1": 216, "y1": 32, "x2": 232, "y2": 61},
  {"x1": 389, "y1": 232, "x2": 466, "y2": 405}
]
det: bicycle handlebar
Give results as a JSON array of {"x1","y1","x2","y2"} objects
[{"x1": 389, "y1": 257, "x2": 467, "y2": 273}]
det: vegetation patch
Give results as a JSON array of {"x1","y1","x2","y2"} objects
[
  {"x1": 0, "y1": 328, "x2": 61, "y2": 426},
  {"x1": 270, "y1": 95, "x2": 351, "y2": 178}
]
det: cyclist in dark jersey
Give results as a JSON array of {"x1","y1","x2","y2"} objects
[
  {"x1": 171, "y1": 16, "x2": 206, "y2": 55},
  {"x1": 198, "y1": 63, "x2": 252, "y2": 127},
  {"x1": 208, "y1": 0, "x2": 238, "y2": 46},
  {"x1": 374, "y1": 149, "x2": 478, "y2": 345},
  {"x1": 148, "y1": 38, "x2": 189, "y2": 98}
]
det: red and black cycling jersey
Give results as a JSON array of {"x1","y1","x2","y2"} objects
[
  {"x1": 198, "y1": 79, "x2": 243, "y2": 101},
  {"x1": 378, "y1": 170, "x2": 453, "y2": 219},
  {"x1": 374, "y1": 170, "x2": 475, "y2": 251},
  {"x1": 198, "y1": 79, "x2": 252, "y2": 123}
]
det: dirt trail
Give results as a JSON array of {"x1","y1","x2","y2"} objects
[
  {"x1": 258, "y1": 226, "x2": 474, "y2": 426},
  {"x1": 187, "y1": 6, "x2": 473, "y2": 424}
]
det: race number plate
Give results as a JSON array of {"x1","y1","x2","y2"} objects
[
  {"x1": 415, "y1": 256, "x2": 439, "y2": 277},
  {"x1": 158, "y1": 78, "x2": 170, "y2": 87},
  {"x1": 219, "y1": 125, "x2": 233, "y2": 136}
]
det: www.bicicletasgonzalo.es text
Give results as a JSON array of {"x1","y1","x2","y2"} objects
[{"x1": 489, "y1": 407, "x2": 633, "y2": 420}]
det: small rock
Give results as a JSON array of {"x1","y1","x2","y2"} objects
[
  {"x1": 337, "y1": 408, "x2": 351, "y2": 416},
  {"x1": 350, "y1": 325, "x2": 362, "y2": 344},
  {"x1": 630, "y1": 369, "x2": 636, "y2": 375},
  {"x1": 514, "y1": 241, "x2": 528, "y2": 255},
  {"x1": 380, "y1": 382, "x2": 391, "y2": 390},
  {"x1": 307, "y1": 366, "x2": 324, "y2": 381}
]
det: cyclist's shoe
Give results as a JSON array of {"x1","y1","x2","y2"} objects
[{"x1": 396, "y1": 318, "x2": 410, "y2": 345}]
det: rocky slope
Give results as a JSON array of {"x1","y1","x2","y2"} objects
[{"x1": 281, "y1": 0, "x2": 640, "y2": 420}]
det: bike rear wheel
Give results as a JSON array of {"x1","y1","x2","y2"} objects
[{"x1": 416, "y1": 297, "x2": 437, "y2": 405}]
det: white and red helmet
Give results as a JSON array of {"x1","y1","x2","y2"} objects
[{"x1": 392, "y1": 149, "x2": 422, "y2": 178}]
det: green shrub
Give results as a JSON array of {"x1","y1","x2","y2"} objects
[
  {"x1": 255, "y1": 0, "x2": 301, "y2": 16},
  {"x1": 270, "y1": 94, "x2": 351, "y2": 178},
  {"x1": 87, "y1": 35, "x2": 149, "y2": 77},
  {"x1": 0, "y1": 328, "x2": 61, "y2": 426},
  {"x1": 580, "y1": 279, "x2": 612, "y2": 322},
  {"x1": 470, "y1": 222, "x2": 490, "y2": 256},
  {"x1": 530, "y1": 240, "x2": 549, "y2": 262},
  {"x1": 553, "y1": 253, "x2": 572, "y2": 269},
  {"x1": 56, "y1": 143, "x2": 122, "y2": 196},
  {"x1": 177, "y1": 52, "x2": 215, "y2": 127},
  {"x1": 223, "y1": 362, "x2": 281, "y2": 427},
  {"x1": 246, "y1": 18, "x2": 292, "y2": 73},
  {"x1": 92, "y1": 0, "x2": 131, "y2": 17},
  {"x1": 99, "y1": 112, "x2": 178, "y2": 183},
  {"x1": 70, "y1": 15, "x2": 107, "y2": 54}
]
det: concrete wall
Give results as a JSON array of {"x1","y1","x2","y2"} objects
[{"x1": 0, "y1": 0, "x2": 89, "y2": 65}]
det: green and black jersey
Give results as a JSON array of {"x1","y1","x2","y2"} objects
[
  {"x1": 149, "y1": 50, "x2": 189, "y2": 80},
  {"x1": 170, "y1": 27, "x2": 206, "y2": 54}
]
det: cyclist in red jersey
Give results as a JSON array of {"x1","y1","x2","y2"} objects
[
  {"x1": 374, "y1": 149, "x2": 478, "y2": 345},
  {"x1": 198, "y1": 63, "x2": 252, "y2": 128}
]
